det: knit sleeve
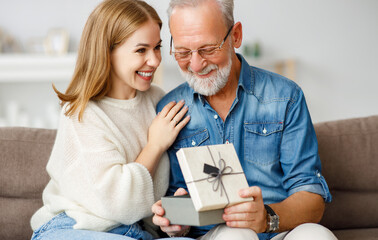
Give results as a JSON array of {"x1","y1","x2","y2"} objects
[{"x1": 59, "y1": 107, "x2": 156, "y2": 225}]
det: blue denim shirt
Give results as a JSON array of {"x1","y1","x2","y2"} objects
[{"x1": 157, "y1": 54, "x2": 332, "y2": 239}]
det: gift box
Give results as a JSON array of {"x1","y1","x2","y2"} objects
[
  {"x1": 161, "y1": 195, "x2": 225, "y2": 226},
  {"x1": 176, "y1": 144, "x2": 252, "y2": 212},
  {"x1": 162, "y1": 144, "x2": 252, "y2": 226}
]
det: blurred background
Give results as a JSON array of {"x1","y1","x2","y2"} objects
[{"x1": 0, "y1": 0, "x2": 377, "y2": 128}]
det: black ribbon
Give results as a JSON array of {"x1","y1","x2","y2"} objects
[{"x1": 203, "y1": 157, "x2": 233, "y2": 196}]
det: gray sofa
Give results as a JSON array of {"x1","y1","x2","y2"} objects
[{"x1": 1, "y1": 115, "x2": 378, "y2": 240}]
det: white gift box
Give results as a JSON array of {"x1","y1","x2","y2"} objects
[{"x1": 176, "y1": 144, "x2": 253, "y2": 212}]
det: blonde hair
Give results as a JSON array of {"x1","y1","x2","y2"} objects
[{"x1": 54, "y1": 0, "x2": 162, "y2": 121}]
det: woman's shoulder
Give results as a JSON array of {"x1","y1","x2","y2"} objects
[
  {"x1": 58, "y1": 101, "x2": 107, "y2": 127},
  {"x1": 143, "y1": 84, "x2": 166, "y2": 104},
  {"x1": 149, "y1": 84, "x2": 165, "y2": 97}
]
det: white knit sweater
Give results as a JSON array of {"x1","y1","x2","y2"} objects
[{"x1": 31, "y1": 85, "x2": 169, "y2": 232}]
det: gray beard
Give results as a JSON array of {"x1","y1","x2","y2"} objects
[{"x1": 178, "y1": 58, "x2": 232, "y2": 96}]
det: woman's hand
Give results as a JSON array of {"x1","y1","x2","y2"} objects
[
  {"x1": 147, "y1": 100, "x2": 190, "y2": 152},
  {"x1": 135, "y1": 100, "x2": 190, "y2": 176}
]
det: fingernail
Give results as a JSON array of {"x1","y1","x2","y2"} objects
[{"x1": 180, "y1": 99, "x2": 185, "y2": 103}]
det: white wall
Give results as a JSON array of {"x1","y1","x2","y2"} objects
[
  {"x1": 0, "y1": 0, "x2": 102, "y2": 52},
  {"x1": 0, "y1": 0, "x2": 377, "y2": 124},
  {"x1": 234, "y1": 0, "x2": 378, "y2": 122}
]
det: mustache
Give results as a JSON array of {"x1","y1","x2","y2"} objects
[{"x1": 187, "y1": 64, "x2": 218, "y2": 75}]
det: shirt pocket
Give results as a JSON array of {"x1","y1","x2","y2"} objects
[
  {"x1": 244, "y1": 122, "x2": 283, "y2": 166},
  {"x1": 172, "y1": 128, "x2": 210, "y2": 150}
]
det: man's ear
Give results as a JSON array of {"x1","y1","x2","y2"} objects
[{"x1": 231, "y1": 22, "x2": 243, "y2": 49}]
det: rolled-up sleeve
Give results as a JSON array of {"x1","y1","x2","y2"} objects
[{"x1": 280, "y1": 87, "x2": 332, "y2": 202}]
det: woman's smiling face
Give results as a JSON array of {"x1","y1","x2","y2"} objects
[{"x1": 108, "y1": 19, "x2": 162, "y2": 99}]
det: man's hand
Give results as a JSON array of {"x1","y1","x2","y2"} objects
[
  {"x1": 223, "y1": 186, "x2": 267, "y2": 233},
  {"x1": 151, "y1": 188, "x2": 191, "y2": 237}
]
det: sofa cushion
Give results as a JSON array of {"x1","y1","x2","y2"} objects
[
  {"x1": 332, "y1": 228, "x2": 378, "y2": 240},
  {"x1": 0, "y1": 127, "x2": 56, "y2": 240},
  {"x1": 315, "y1": 115, "x2": 378, "y2": 230}
]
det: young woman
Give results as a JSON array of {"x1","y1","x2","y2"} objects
[{"x1": 30, "y1": 0, "x2": 190, "y2": 239}]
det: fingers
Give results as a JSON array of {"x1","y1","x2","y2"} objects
[
  {"x1": 159, "y1": 100, "x2": 189, "y2": 124},
  {"x1": 166, "y1": 100, "x2": 186, "y2": 122},
  {"x1": 159, "y1": 101, "x2": 177, "y2": 117},
  {"x1": 239, "y1": 186, "x2": 262, "y2": 200},
  {"x1": 152, "y1": 214, "x2": 170, "y2": 227},
  {"x1": 224, "y1": 186, "x2": 262, "y2": 215},
  {"x1": 159, "y1": 100, "x2": 185, "y2": 119},
  {"x1": 223, "y1": 201, "x2": 266, "y2": 232},
  {"x1": 224, "y1": 201, "x2": 259, "y2": 215},
  {"x1": 161, "y1": 224, "x2": 186, "y2": 234},
  {"x1": 223, "y1": 212, "x2": 255, "y2": 221},
  {"x1": 223, "y1": 209, "x2": 266, "y2": 232},
  {"x1": 175, "y1": 115, "x2": 190, "y2": 130},
  {"x1": 174, "y1": 188, "x2": 188, "y2": 196},
  {"x1": 225, "y1": 219, "x2": 255, "y2": 229},
  {"x1": 222, "y1": 186, "x2": 266, "y2": 233},
  {"x1": 151, "y1": 191, "x2": 190, "y2": 236},
  {"x1": 171, "y1": 104, "x2": 189, "y2": 126},
  {"x1": 151, "y1": 200, "x2": 164, "y2": 216},
  {"x1": 152, "y1": 200, "x2": 171, "y2": 227}
]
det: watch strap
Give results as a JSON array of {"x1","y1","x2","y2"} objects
[
  {"x1": 264, "y1": 204, "x2": 275, "y2": 216},
  {"x1": 264, "y1": 204, "x2": 279, "y2": 233}
]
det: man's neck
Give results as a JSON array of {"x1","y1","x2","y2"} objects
[{"x1": 205, "y1": 54, "x2": 241, "y2": 121}]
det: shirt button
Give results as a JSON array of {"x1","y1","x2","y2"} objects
[
  {"x1": 214, "y1": 115, "x2": 218, "y2": 119},
  {"x1": 191, "y1": 140, "x2": 196, "y2": 146},
  {"x1": 317, "y1": 173, "x2": 321, "y2": 177},
  {"x1": 263, "y1": 128, "x2": 267, "y2": 134},
  {"x1": 225, "y1": 140, "x2": 229, "y2": 144}
]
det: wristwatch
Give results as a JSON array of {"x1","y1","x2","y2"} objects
[{"x1": 264, "y1": 204, "x2": 279, "y2": 233}]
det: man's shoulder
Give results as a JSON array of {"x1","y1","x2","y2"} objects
[
  {"x1": 157, "y1": 82, "x2": 192, "y2": 111},
  {"x1": 250, "y1": 66, "x2": 301, "y2": 102}
]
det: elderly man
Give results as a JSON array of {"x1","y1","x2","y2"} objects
[{"x1": 152, "y1": 0, "x2": 336, "y2": 239}]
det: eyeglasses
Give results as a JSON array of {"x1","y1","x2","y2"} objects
[{"x1": 170, "y1": 25, "x2": 233, "y2": 62}]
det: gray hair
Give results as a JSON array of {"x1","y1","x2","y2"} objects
[{"x1": 167, "y1": 0, "x2": 234, "y2": 29}]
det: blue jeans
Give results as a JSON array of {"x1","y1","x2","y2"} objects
[{"x1": 31, "y1": 212, "x2": 193, "y2": 240}]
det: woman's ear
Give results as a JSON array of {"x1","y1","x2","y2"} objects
[{"x1": 231, "y1": 22, "x2": 243, "y2": 49}]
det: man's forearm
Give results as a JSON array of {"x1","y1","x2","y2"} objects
[{"x1": 269, "y1": 191, "x2": 325, "y2": 232}]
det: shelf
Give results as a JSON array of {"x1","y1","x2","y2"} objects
[
  {"x1": 245, "y1": 57, "x2": 296, "y2": 81},
  {"x1": 0, "y1": 53, "x2": 77, "y2": 83}
]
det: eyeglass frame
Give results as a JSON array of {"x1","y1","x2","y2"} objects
[{"x1": 169, "y1": 25, "x2": 234, "y2": 61}]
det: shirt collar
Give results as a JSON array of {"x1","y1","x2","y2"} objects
[{"x1": 236, "y1": 53, "x2": 254, "y2": 95}]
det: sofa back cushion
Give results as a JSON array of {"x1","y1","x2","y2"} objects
[
  {"x1": 315, "y1": 115, "x2": 378, "y2": 230},
  {"x1": 0, "y1": 127, "x2": 56, "y2": 240},
  {"x1": 1, "y1": 116, "x2": 377, "y2": 237}
]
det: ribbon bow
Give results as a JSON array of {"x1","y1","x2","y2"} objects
[{"x1": 203, "y1": 153, "x2": 233, "y2": 196}]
